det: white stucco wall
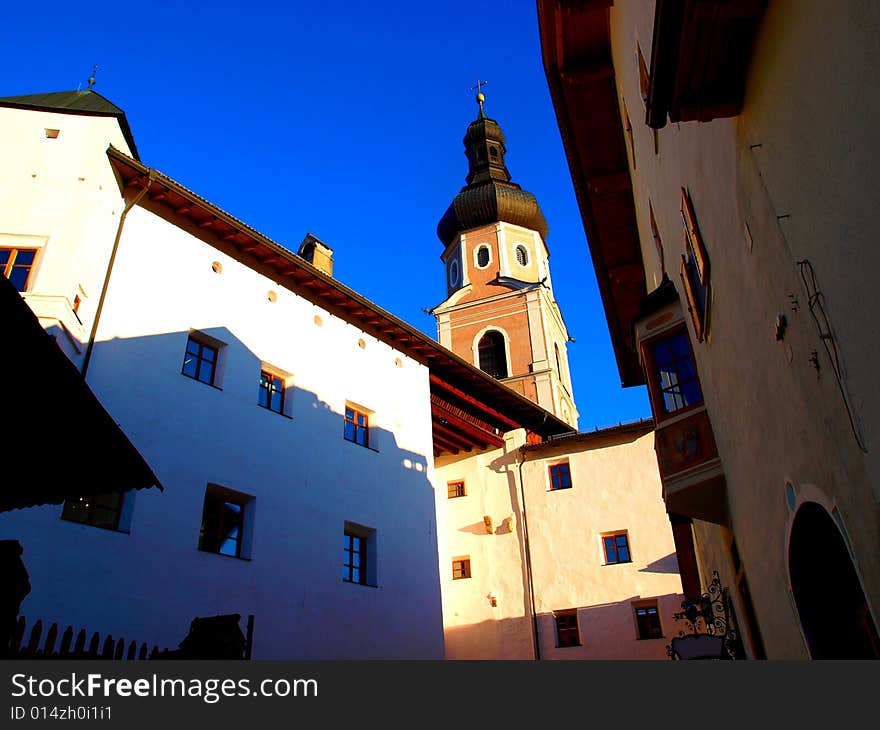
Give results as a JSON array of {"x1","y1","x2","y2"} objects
[
  {"x1": 0, "y1": 107, "x2": 132, "y2": 365},
  {"x1": 436, "y1": 428, "x2": 683, "y2": 659}
]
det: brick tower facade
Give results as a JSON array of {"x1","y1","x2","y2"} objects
[{"x1": 433, "y1": 94, "x2": 577, "y2": 427}]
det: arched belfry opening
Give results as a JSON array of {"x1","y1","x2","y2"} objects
[
  {"x1": 788, "y1": 502, "x2": 880, "y2": 658},
  {"x1": 477, "y1": 331, "x2": 508, "y2": 379}
]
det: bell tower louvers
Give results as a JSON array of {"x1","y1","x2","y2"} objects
[{"x1": 433, "y1": 93, "x2": 578, "y2": 428}]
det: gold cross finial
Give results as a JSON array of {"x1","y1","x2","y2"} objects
[{"x1": 470, "y1": 78, "x2": 488, "y2": 113}]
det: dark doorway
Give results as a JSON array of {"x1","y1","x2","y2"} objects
[
  {"x1": 478, "y1": 331, "x2": 508, "y2": 379},
  {"x1": 788, "y1": 502, "x2": 880, "y2": 658}
]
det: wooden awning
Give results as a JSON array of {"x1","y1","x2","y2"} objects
[{"x1": 1, "y1": 275, "x2": 162, "y2": 512}]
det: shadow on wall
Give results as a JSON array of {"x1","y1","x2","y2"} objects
[
  {"x1": 0, "y1": 327, "x2": 442, "y2": 659},
  {"x1": 639, "y1": 552, "x2": 680, "y2": 574},
  {"x1": 445, "y1": 592, "x2": 685, "y2": 660}
]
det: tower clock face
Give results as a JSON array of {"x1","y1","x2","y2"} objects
[{"x1": 449, "y1": 258, "x2": 460, "y2": 287}]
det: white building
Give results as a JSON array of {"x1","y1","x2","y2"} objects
[{"x1": 0, "y1": 90, "x2": 575, "y2": 659}]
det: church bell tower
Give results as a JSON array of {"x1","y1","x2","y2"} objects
[{"x1": 433, "y1": 91, "x2": 578, "y2": 428}]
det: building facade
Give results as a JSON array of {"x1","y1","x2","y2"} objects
[
  {"x1": 434, "y1": 98, "x2": 684, "y2": 659},
  {"x1": 438, "y1": 421, "x2": 683, "y2": 659},
  {"x1": 2, "y1": 86, "x2": 685, "y2": 660},
  {"x1": 539, "y1": 0, "x2": 880, "y2": 658},
  {"x1": 0, "y1": 90, "x2": 576, "y2": 659}
]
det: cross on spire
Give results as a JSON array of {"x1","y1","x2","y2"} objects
[{"x1": 470, "y1": 78, "x2": 488, "y2": 115}]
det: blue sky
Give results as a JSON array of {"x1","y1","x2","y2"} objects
[{"x1": 4, "y1": 0, "x2": 651, "y2": 430}]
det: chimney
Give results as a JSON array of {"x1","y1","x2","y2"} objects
[{"x1": 298, "y1": 233, "x2": 334, "y2": 277}]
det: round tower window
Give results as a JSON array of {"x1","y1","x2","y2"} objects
[
  {"x1": 476, "y1": 245, "x2": 490, "y2": 268},
  {"x1": 449, "y1": 259, "x2": 460, "y2": 287},
  {"x1": 515, "y1": 245, "x2": 529, "y2": 267}
]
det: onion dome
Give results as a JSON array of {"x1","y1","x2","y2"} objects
[{"x1": 437, "y1": 95, "x2": 548, "y2": 246}]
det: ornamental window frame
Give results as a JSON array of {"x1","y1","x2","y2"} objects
[{"x1": 679, "y1": 188, "x2": 711, "y2": 342}]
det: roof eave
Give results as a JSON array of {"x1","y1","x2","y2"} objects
[{"x1": 105, "y1": 146, "x2": 573, "y2": 440}]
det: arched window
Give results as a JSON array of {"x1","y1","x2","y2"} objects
[
  {"x1": 476, "y1": 245, "x2": 490, "y2": 268},
  {"x1": 515, "y1": 245, "x2": 529, "y2": 267},
  {"x1": 789, "y1": 502, "x2": 880, "y2": 658},
  {"x1": 478, "y1": 331, "x2": 508, "y2": 379}
]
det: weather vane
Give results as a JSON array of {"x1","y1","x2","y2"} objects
[
  {"x1": 470, "y1": 78, "x2": 488, "y2": 113},
  {"x1": 87, "y1": 65, "x2": 98, "y2": 90}
]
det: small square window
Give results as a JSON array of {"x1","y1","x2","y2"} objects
[
  {"x1": 1, "y1": 247, "x2": 38, "y2": 292},
  {"x1": 555, "y1": 610, "x2": 581, "y2": 647},
  {"x1": 343, "y1": 521, "x2": 376, "y2": 586},
  {"x1": 198, "y1": 484, "x2": 253, "y2": 559},
  {"x1": 61, "y1": 492, "x2": 127, "y2": 532},
  {"x1": 602, "y1": 532, "x2": 631, "y2": 565},
  {"x1": 182, "y1": 334, "x2": 219, "y2": 386},
  {"x1": 548, "y1": 462, "x2": 572, "y2": 491},
  {"x1": 447, "y1": 481, "x2": 466, "y2": 499},
  {"x1": 635, "y1": 602, "x2": 663, "y2": 640},
  {"x1": 258, "y1": 369, "x2": 287, "y2": 414},
  {"x1": 452, "y1": 557, "x2": 471, "y2": 580},
  {"x1": 344, "y1": 403, "x2": 371, "y2": 448}
]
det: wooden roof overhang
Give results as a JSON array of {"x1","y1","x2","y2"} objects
[
  {"x1": 646, "y1": 0, "x2": 767, "y2": 129},
  {"x1": 1, "y1": 274, "x2": 162, "y2": 512},
  {"x1": 537, "y1": 0, "x2": 647, "y2": 387},
  {"x1": 106, "y1": 148, "x2": 574, "y2": 457}
]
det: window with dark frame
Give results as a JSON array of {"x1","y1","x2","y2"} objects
[
  {"x1": 476, "y1": 246, "x2": 490, "y2": 268},
  {"x1": 344, "y1": 405, "x2": 370, "y2": 447},
  {"x1": 635, "y1": 603, "x2": 663, "y2": 639},
  {"x1": 343, "y1": 531, "x2": 367, "y2": 584},
  {"x1": 1, "y1": 247, "x2": 38, "y2": 291},
  {"x1": 555, "y1": 610, "x2": 581, "y2": 647},
  {"x1": 258, "y1": 370, "x2": 285, "y2": 414},
  {"x1": 61, "y1": 492, "x2": 124, "y2": 531},
  {"x1": 452, "y1": 558, "x2": 471, "y2": 580},
  {"x1": 343, "y1": 522, "x2": 375, "y2": 586},
  {"x1": 182, "y1": 335, "x2": 218, "y2": 385},
  {"x1": 448, "y1": 481, "x2": 466, "y2": 499},
  {"x1": 548, "y1": 462, "x2": 572, "y2": 491},
  {"x1": 199, "y1": 488, "x2": 250, "y2": 558},
  {"x1": 650, "y1": 331, "x2": 703, "y2": 415},
  {"x1": 603, "y1": 532, "x2": 632, "y2": 564}
]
